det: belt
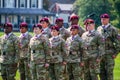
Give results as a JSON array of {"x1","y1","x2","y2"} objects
[
  {"x1": 69, "y1": 51, "x2": 78, "y2": 55},
  {"x1": 84, "y1": 46, "x2": 97, "y2": 50},
  {"x1": 31, "y1": 50, "x2": 44, "y2": 53}
]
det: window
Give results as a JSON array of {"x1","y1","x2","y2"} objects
[
  {"x1": 31, "y1": 0, "x2": 37, "y2": 8},
  {"x1": 20, "y1": 0, "x2": 26, "y2": 8},
  {"x1": 7, "y1": 16, "x2": 13, "y2": 23},
  {"x1": 5, "y1": 0, "x2": 15, "y2": 8}
]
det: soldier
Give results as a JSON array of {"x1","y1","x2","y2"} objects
[
  {"x1": 0, "y1": 23, "x2": 19, "y2": 80},
  {"x1": 97, "y1": 13, "x2": 119, "y2": 80},
  {"x1": 29, "y1": 23, "x2": 50, "y2": 80},
  {"x1": 40, "y1": 17, "x2": 51, "y2": 38},
  {"x1": 82, "y1": 19, "x2": 104, "y2": 80},
  {"x1": 49, "y1": 26, "x2": 68, "y2": 80},
  {"x1": 55, "y1": 18, "x2": 70, "y2": 40},
  {"x1": 66, "y1": 25, "x2": 83, "y2": 80},
  {"x1": 18, "y1": 22, "x2": 32, "y2": 80},
  {"x1": 68, "y1": 14, "x2": 85, "y2": 37}
]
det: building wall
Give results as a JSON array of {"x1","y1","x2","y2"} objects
[{"x1": 59, "y1": 13, "x2": 70, "y2": 23}]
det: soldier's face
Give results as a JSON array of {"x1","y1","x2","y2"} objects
[
  {"x1": 56, "y1": 22, "x2": 63, "y2": 27},
  {"x1": 86, "y1": 23, "x2": 95, "y2": 31},
  {"x1": 33, "y1": 27, "x2": 41, "y2": 35},
  {"x1": 51, "y1": 30, "x2": 59, "y2": 36},
  {"x1": 70, "y1": 29, "x2": 78, "y2": 35},
  {"x1": 4, "y1": 27, "x2": 12, "y2": 34},
  {"x1": 41, "y1": 21, "x2": 49, "y2": 28},
  {"x1": 101, "y1": 18, "x2": 109, "y2": 25},
  {"x1": 71, "y1": 19, "x2": 78, "y2": 25},
  {"x1": 20, "y1": 27, "x2": 27, "y2": 33}
]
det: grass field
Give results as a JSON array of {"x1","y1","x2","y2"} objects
[{"x1": 0, "y1": 32, "x2": 120, "y2": 80}]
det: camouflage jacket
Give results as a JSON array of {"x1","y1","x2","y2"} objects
[
  {"x1": 29, "y1": 34, "x2": 50, "y2": 64},
  {"x1": 18, "y1": 32, "x2": 32, "y2": 58},
  {"x1": 0, "y1": 32, "x2": 19, "y2": 64},
  {"x1": 49, "y1": 36, "x2": 66, "y2": 63},
  {"x1": 66, "y1": 34, "x2": 83, "y2": 63},
  {"x1": 81, "y1": 30, "x2": 104, "y2": 60},
  {"x1": 59, "y1": 27, "x2": 70, "y2": 40},
  {"x1": 42, "y1": 27, "x2": 51, "y2": 38},
  {"x1": 97, "y1": 24, "x2": 119, "y2": 56}
]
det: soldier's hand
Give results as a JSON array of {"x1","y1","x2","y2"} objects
[
  {"x1": 96, "y1": 59, "x2": 100, "y2": 63},
  {"x1": 112, "y1": 55, "x2": 116, "y2": 59},
  {"x1": 62, "y1": 61, "x2": 67, "y2": 65},
  {"x1": 45, "y1": 63, "x2": 49, "y2": 68},
  {"x1": 80, "y1": 62, "x2": 84, "y2": 67}
]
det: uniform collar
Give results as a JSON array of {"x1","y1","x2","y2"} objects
[
  {"x1": 43, "y1": 27, "x2": 49, "y2": 31},
  {"x1": 5, "y1": 32, "x2": 12, "y2": 38},
  {"x1": 102, "y1": 23, "x2": 110, "y2": 29}
]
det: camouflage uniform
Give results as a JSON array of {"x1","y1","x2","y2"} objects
[
  {"x1": 0, "y1": 32, "x2": 19, "y2": 80},
  {"x1": 81, "y1": 30, "x2": 104, "y2": 80},
  {"x1": 97, "y1": 24, "x2": 119, "y2": 80},
  {"x1": 42, "y1": 27, "x2": 51, "y2": 38},
  {"x1": 59, "y1": 27, "x2": 70, "y2": 40},
  {"x1": 66, "y1": 34, "x2": 83, "y2": 80},
  {"x1": 49, "y1": 36, "x2": 67, "y2": 80},
  {"x1": 29, "y1": 34, "x2": 50, "y2": 80},
  {"x1": 18, "y1": 31, "x2": 32, "y2": 80}
]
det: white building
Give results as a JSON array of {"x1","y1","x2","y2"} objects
[{"x1": 0, "y1": 0, "x2": 54, "y2": 31}]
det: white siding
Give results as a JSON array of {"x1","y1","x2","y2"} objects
[
  {"x1": 38, "y1": 0, "x2": 42, "y2": 9},
  {"x1": 59, "y1": 13, "x2": 70, "y2": 23},
  {"x1": 27, "y1": 0, "x2": 30, "y2": 8}
]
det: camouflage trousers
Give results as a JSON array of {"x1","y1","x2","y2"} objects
[
  {"x1": 0, "y1": 63, "x2": 17, "y2": 80},
  {"x1": 30, "y1": 61, "x2": 50, "y2": 80},
  {"x1": 84, "y1": 58, "x2": 100, "y2": 80},
  {"x1": 19, "y1": 58, "x2": 31, "y2": 80},
  {"x1": 100, "y1": 54, "x2": 115, "y2": 80},
  {"x1": 67, "y1": 63, "x2": 83, "y2": 80},
  {"x1": 49, "y1": 63, "x2": 69, "y2": 80}
]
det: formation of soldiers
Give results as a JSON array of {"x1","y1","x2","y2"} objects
[{"x1": 0, "y1": 13, "x2": 120, "y2": 80}]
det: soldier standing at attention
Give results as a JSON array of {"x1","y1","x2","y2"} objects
[
  {"x1": 0, "y1": 23, "x2": 19, "y2": 80},
  {"x1": 29, "y1": 24, "x2": 50, "y2": 80},
  {"x1": 97, "y1": 13, "x2": 119, "y2": 80},
  {"x1": 68, "y1": 14, "x2": 85, "y2": 37},
  {"x1": 40, "y1": 17, "x2": 51, "y2": 38},
  {"x1": 82, "y1": 19, "x2": 104, "y2": 80},
  {"x1": 18, "y1": 22, "x2": 32, "y2": 80},
  {"x1": 55, "y1": 18, "x2": 70, "y2": 40},
  {"x1": 66, "y1": 25, "x2": 83, "y2": 80},
  {"x1": 49, "y1": 26, "x2": 67, "y2": 80}
]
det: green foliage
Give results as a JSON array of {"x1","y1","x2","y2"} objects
[{"x1": 73, "y1": 0, "x2": 120, "y2": 28}]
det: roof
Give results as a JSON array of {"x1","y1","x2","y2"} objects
[
  {"x1": 58, "y1": 3, "x2": 73, "y2": 11},
  {"x1": 49, "y1": 3, "x2": 73, "y2": 13},
  {"x1": 0, "y1": 8, "x2": 55, "y2": 16},
  {"x1": 49, "y1": 0, "x2": 75, "y2": 6}
]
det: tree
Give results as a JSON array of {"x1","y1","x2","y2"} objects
[{"x1": 73, "y1": 0, "x2": 119, "y2": 28}]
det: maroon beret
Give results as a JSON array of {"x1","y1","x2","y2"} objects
[
  {"x1": 4, "y1": 22, "x2": 12, "y2": 28},
  {"x1": 70, "y1": 14, "x2": 79, "y2": 21},
  {"x1": 84, "y1": 19, "x2": 94, "y2": 25},
  {"x1": 40, "y1": 17, "x2": 49, "y2": 23},
  {"x1": 33, "y1": 23, "x2": 42, "y2": 30},
  {"x1": 20, "y1": 22, "x2": 28, "y2": 28},
  {"x1": 55, "y1": 18, "x2": 63, "y2": 23},
  {"x1": 51, "y1": 26, "x2": 59, "y2": 31},
  {"x1": 100, "y1": 13, "x2": 110, "y2": 18},
  {"x1": 70, "y1": 25, "x2": 79, "y2": 31}
]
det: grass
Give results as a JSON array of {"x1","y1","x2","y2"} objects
[{"x1": 0, "y1": 32, "x2": 120, "y2": 80}]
